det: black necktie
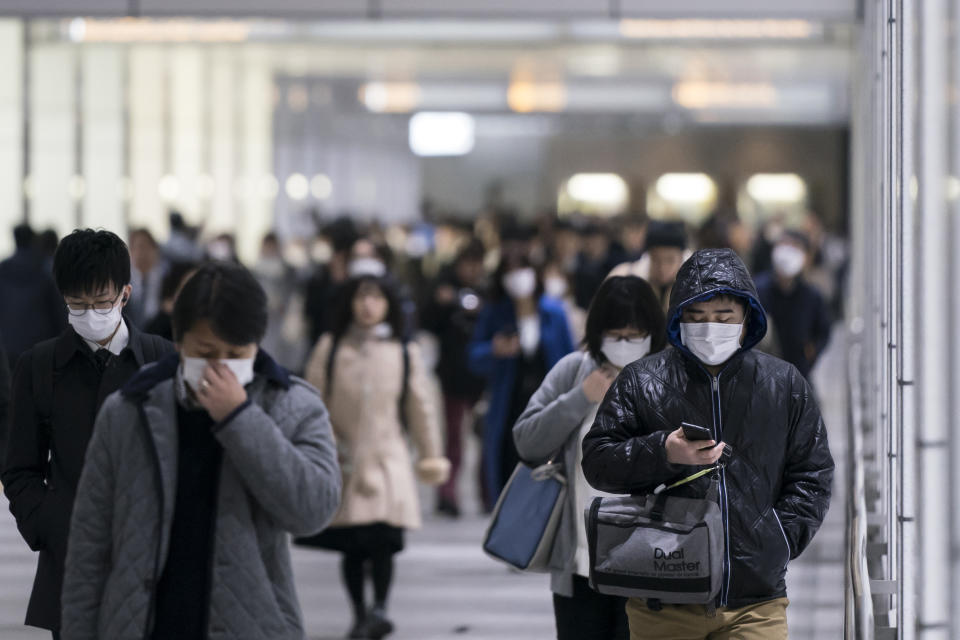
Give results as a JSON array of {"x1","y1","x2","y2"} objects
[{"x1": 95, "y1": 348, "x2": 112, "y2": 372}]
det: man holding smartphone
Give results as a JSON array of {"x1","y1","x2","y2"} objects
[{"x1": 582, "y1": 248, "x2": 834, "y2": 640}]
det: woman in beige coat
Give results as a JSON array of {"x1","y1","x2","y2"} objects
[{"x1": 298, "y1": 274, "x2": 449, "y2": 640}]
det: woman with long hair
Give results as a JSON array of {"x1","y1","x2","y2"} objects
[
  {"x1": 513, "y1": 275, "x2": 667, "y2": 640},
  {"x1": 299, "y1": 274, "x2": 449, "y2": 639}
]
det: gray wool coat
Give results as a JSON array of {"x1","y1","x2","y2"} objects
[
  {"x1": 512, "y1": 350, "x2": 598, "y2": 598},
  {"x1": 61, "y1": 357, "x2": 341, "y2": 640}
]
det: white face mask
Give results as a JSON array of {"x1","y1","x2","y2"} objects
[
  {"x1": 181, "y1": 356, "x2": 256, "y2": 393},
  {"x1": 503, "y1": 268, "x2": 537, "y2": 300},
  {"x1": 68, "y1": 302, "x2": 124, "y2": 343},
  {"x1": 680, "y1": 322, "x2": 744, "y2": 366},
  {"x1": 207, "y1": 240, "x2": 234, "y2": 261},
  {"x1": 772, "y1": 244, "x2": 806, "y2": 279},
  {"x1": 601, "y1": 336, "x2": 652, "y2": 369},
  {"x1": 348, "y1": 257, "x2": 387, "y2": 278},
  {"x1": 544, "y1": 276, "x2": 568, "y2": 299}
]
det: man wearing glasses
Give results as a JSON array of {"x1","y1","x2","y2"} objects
[{"x1": 2, "y1": 229, "x2": 173, "y2": 639}]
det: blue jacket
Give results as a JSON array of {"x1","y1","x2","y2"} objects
[{"x1": 468, "y1": 296, "x2": 574, "y2": 501}]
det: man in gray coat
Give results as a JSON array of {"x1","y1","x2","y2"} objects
[{"x1": 61, "y1": 262, "x2": 341, "y2": 640}]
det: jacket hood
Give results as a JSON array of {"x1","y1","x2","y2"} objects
[
  {"x1": 666, "y1": 248, "x2": 768, "y2": 357},
  {"x1": 122, "y1": 349, "x2": 291, "y2": 398}
]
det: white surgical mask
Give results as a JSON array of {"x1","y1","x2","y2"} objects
[
  {"x1": 207, "y1": 240, "x2": 234, "y2": 261},
  {"x1": 181, "y1": 356, "x2": 256, "y2": 393},
  {"x1": 544, "y1": 276, "x2": 569, "y2": 299},
  {"x1": 772, "y1": 244, "x2": 806, "y2": 279},
  {"x1": 680, "y1": 322, "x2": 744, "y2": 366},
  {"x1": 348, "y1": 257, "x2": 387, "y2": 278},
  {"x1": 68, "y1": 303, "x2": 124, "y2": 343},
  {"x1": 601, "y1": 336, "x2": 652, "y2": 369},
  {"x1": 503, "y1": 268, "x2": 537, "y2": 300}
]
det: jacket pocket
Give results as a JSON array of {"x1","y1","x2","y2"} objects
[
  {"x1": 771, "y1": 509, "x2": 792, "y2": 569},
  {"x1": 745, "y1": 508, "x2": 791, "y2": 592},
  {"x1": 36, "y1": 490, "x2": 71, "y2": 560}
]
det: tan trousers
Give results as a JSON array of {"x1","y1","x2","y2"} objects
[{"x1": 626, "y1": 597, "x2": 789, "y2": 640}]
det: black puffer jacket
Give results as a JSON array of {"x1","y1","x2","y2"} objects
[{"x1": 582, "y1": 248, "x2": 834, "y2": 609}]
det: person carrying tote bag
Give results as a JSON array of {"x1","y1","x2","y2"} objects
[{"x1": 509, "y1": 276, "x2": 667, "y2": 640}]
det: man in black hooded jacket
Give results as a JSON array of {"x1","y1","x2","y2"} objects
[{"x1": 582, "y1": 248, "x2": 833, "y2": 639}]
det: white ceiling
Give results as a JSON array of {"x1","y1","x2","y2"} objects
[{"x1": 1, "y1": 0, "x2": 859, "y2": 20}]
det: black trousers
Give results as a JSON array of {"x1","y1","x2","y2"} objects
[{"x1": 553, "y1": 575, "x2": 630, "y2": 640}]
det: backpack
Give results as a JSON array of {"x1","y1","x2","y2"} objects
[{"x1": 324, "y1": 334, "x2": 410, "y2": 431}]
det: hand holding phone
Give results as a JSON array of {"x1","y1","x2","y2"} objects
[
  {"x1": 666, "y1": 425, "x2": 726, "y2": 466},
  {"x1": 681, "y1": 422, "x2": 714, "y2": 442}
]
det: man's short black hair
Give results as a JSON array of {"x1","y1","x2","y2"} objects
[
  {"x1": 13, "y1": 224, "x2": 35, "y2": 250},
  {"x1": 645, "y1": 221, "x2": 687, "y2": 251},
  {"x1": 584, "y1": 276, "x2": 667, "y2": 363},
  {"x1": 172, "y1": 262, "x2": 268, "y2": 345},
  {"x1": 53, "y1": 229, "x2": 131, "y2": 297}
]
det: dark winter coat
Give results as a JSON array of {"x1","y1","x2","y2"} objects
[
  {"x1": 754, "y1": 272, "x2": 832, "y2": 379},
  {"x1": 0, "y1": 249, "x2": 66, "y2": 369},
  {"x1": 1, "y1": 322, "x2": 173, "y2": 631},
  {"x1": 582, "y1": 248, "x2": 834, "y2": 609},
  {"x1": 422, "y1": 270, "x2": 486, "y2": 399},
  {"x1": 0, "y1": 337, "x2": 9, "y2": 459}
]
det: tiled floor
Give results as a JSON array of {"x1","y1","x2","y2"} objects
[{"x1": 0, "y1": 330, "x2": 847, "y2": 640}]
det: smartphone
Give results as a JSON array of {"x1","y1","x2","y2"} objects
[{"x1": 681, "y1": 422, "x2": 714, "y2": 442}]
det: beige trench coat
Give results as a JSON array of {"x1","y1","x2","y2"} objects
[{"x1": 305, "y1": 328, "x2": 448, "y2": 530}]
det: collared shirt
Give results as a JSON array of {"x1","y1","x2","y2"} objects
[{"x1": 80, "y1": 318, "x2": 130, "y2": 357}]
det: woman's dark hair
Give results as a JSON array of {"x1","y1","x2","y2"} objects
[
  {"x1": 330, "y1": 276, "x2": 406, "y2": 341},
  {"x1": 161, "y1": 262, "x2": 197, "y2": 302},
  {"x1": 172, "y1": 262, "x2": 268, "y2": 345},
  {"x1": 490, "y1": 253, "x2": 543, "y2": 302},
  {"x1": 584, "y1": 276, "x2": 667, "y2": 364},
  {"x1": 53, "y1": 229, "x2": 131, "y2": 297}
]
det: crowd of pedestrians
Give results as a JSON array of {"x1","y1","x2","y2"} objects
[{"x1": 0, "y1": 207, "x2": 844, "y2": 639}]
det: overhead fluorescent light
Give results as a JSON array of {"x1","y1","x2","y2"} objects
[
  {"x1": 306, "y1": 20, "x2": 562, "y2": 42},
  {"x1": 620, "y1": 19, "x2": 818, "y2": 40},
  {"x1": 672, "y1": 81, "x2": 778, "y2": 109},
  {"x1": 360, "y1": 82, "x2": 422, "y2": 113},
  {"x1": 67, "y1": 18, "x2": 252, "y2": 43},
  {"x1": 564, "y1": 173, "x2": 630, "y2": 213},
  {"x1": 507, "y1": 79, "x2": 566, "y2": 113},
  {"x1": 409, "y1": 112, "x2": 475, "y2": 157},
  {"x1": 285, "y1": 173, "x2": 310, "y2": 201},
  {"x1": 746, "y1": 174, "x2": 807, "y2": 204},
  {"x1": 655, "y1": 173, "x2": 717, "y2": 204}
]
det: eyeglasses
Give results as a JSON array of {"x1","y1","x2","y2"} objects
[{"x1": 65, "y1": 292, "x2": 123, "y2": 317}]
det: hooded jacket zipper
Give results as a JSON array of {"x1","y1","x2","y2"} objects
[{"x1": 709, "y1": 374, "x2": 732, "y2": 608}]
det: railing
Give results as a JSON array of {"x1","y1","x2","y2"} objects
[{"x1": 845, "y1": 339, "x2": 874, "y2": 639}]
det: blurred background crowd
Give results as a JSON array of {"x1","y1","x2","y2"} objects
[{"x1": 0, "y1": 206, "x2": 846, "y2": 517}]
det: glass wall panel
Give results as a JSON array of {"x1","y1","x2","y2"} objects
[
  {"x1": 81, "y1": 45, "x2": 125, "y2": 234},
  {"x1": 128, "y1": 46, "x2": 166, "y2": 238},
  {"x1": 29, "y1": 44, "x2": 76, "y2": 238},
  {"x1": 0, "y1": 20, "x2": 24, "y2": 259}
]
